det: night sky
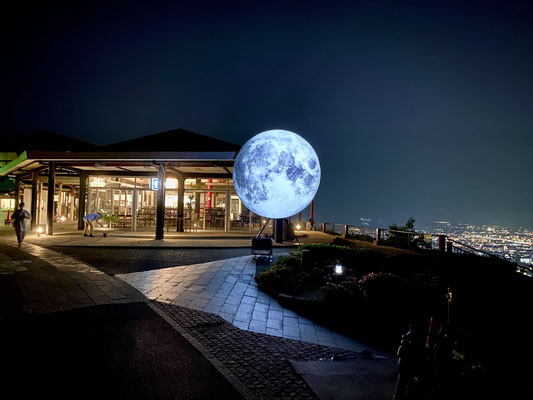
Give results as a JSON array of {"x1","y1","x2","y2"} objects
[{"x1": 2, "y1": 1, "x2": 532, "y2": 229}]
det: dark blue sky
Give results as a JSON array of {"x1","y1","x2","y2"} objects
[{"x1": 2, "y1": 1, "x2": 532, "y2": 229}]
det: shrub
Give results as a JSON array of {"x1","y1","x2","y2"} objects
[
  {"x1": 321, "y1": 274, "x2": 365, "y2": 303},
  {"x1": 357, "y1": 272, "x2": 416, "y2": 313},
  {"x1": 255, "y1": 255, "x2": 304, "y2": 294},
  {"x1": 291, "y1": 243, "x2": 367, "y2": 269}
]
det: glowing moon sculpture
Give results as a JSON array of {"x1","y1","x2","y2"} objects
[{"x1": 233, "y1": 129, "x2": 321, "y2": 219}]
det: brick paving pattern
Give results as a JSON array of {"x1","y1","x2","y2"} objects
[{"x1": 155, "y1": 301, "x2": 361, "y2": 400}]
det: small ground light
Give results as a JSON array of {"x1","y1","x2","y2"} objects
[
  {"x1": 36, "y1": 227, "x2": 43, "y2": 237},
  {"x1": 296, "y1": 224, "x2": 301, "y2": 230},
  {"x1": 335, "y1": 263, "x2": 343, "y2": 274},
  {"x1": 60, "y1": 216, "x2": 66, "y2": 222}
]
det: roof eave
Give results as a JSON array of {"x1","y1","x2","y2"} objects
[
  {"x1": 24, "y1": 150, "x2": 238, "y2": 162},
  {"x1": 0, "y1": 151, "x2": 30, "y2": 176}
]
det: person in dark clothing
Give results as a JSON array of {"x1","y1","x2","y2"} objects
[{"x1": 12, "y1": 202, "x2": 31, "y2": 247}]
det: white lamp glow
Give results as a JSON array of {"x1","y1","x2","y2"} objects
[{"x1": 335, "y1": 264, "x2": 343, "y2": 274}]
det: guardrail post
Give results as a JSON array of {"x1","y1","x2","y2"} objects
[
  {"x1": 375, "y1": 228, "x2": 382, "y2": 245},
  {"x1": 322, "y1": 222, "x2": 327, "y2": 233},
  {"x1": 438, "y1": 235, "x2": 446, "y2": 253},
  {"x1": 447, "y1": 242, "x2": 453, "y2": 253}
]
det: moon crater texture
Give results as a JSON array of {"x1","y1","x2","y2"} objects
[{"x1": 233, "y1": 130, "x2": 321, "y2": 219}]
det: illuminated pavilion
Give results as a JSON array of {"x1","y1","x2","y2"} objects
[{"x1": 0, "y1": 128, "x2": 256, "y2": 239}]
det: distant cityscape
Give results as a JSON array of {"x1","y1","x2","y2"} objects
[{"x1": 424, "y1": 222, "x2": 533, "y2": 267}]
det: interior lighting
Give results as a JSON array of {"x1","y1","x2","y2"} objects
[
  {"x1": 165, "y1": 178, "x2": 178, "y2": 189},
  {"x1": 36, "y1": 227, "x2": 43, "y2": 237},
  {"x1": 90, "y1": 177, "x2": 106, "y2": 187}
]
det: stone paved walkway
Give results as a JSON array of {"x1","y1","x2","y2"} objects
[
  {"x1": 118, "y1": 255, "x2": 379, "y2": 353},
  {"x1": 0, "y1": 238, "x2": 394, "y2": 399},
  {"x1": 0, "y1": 238, "x2": 144, "y2": 316}
]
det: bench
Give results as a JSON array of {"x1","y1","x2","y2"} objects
[{"x1": 251, "y1": 237, "x2": 273, "y2": 260}]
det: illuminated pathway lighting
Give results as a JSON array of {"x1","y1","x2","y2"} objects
[{"x1": 335, "y1": 264, "x2": 343, "y2": 274}]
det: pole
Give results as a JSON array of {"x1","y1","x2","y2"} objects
[
  {"x1": 438, "y1": 235, "x2": 446, "y2": 253},
  {"x1": 309, "y1": 200, "x2": 314, "y2": 227}
]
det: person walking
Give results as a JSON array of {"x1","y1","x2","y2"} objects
[
  {"x1": 12, "y1": 202, "x2": 31, "y2": 247},
  {"x1": 83, "y1": 212, "x2": 102, "y2": 237}
]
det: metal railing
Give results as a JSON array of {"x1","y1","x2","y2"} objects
[{"x1": 306, "y1": 221, "x2": 533, "y2": 276}]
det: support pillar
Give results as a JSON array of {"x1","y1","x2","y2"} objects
[
  {"x1": 132, "y1": 189, "x2": 138, "y2": 232},
  {"x1": 57, "y1": 183, "x2": 63, "y2": 219},
  {"x1": 70, "y1": 186, "x2": 75, "y2": 221},
  {"x1": 274, "y1": 218, "x2": 283, "y2": 243},
  {"x1": 176, "y1": 175, "x2": 185, "y2": 232},
  {"x1": 194, "y1": 179, "x2": 201, "y2": 215},
  {"x1": 77, "y1": 173, "x2": 87, "y2": 230},
  {"x1": 31, "y1": 171, "x2": 38, "y2": 230},
  {"x1": 224, "y1": 190, "x2": 230, "y2": 233},
  {"x1": 37, "y1": 181, "x2": 42, "y2": 225},
  {"x1": 155, "y1": 164, "x2": 166, "y2": 240},
  {"x1": 14, "y1": 176, "x2": 20, "y2": 210},
  {"x1": 46, "y1": 163, "x2": 55, "y2": 235}
]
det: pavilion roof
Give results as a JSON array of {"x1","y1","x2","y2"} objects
[
  {"x1": 0, "y1": 128, "x2": 240, "y2": 180},
  {"x1": 102, "y1": 128, "x2": 241, "y2": 152},
  {"x1": 5, "y1": 129, "x2": 100, "y2": 153}
]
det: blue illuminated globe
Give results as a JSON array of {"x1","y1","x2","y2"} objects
[{"x1": 233, "y1": 129, "x2": 321, "y2": 219}]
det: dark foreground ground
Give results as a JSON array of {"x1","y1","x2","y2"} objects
[
  {"x1": 0, "y1": 302, "x2": 242, "y2": 400},
  {"x1": 48, "y1": 246, "x2": 289, "y2": 275}
]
